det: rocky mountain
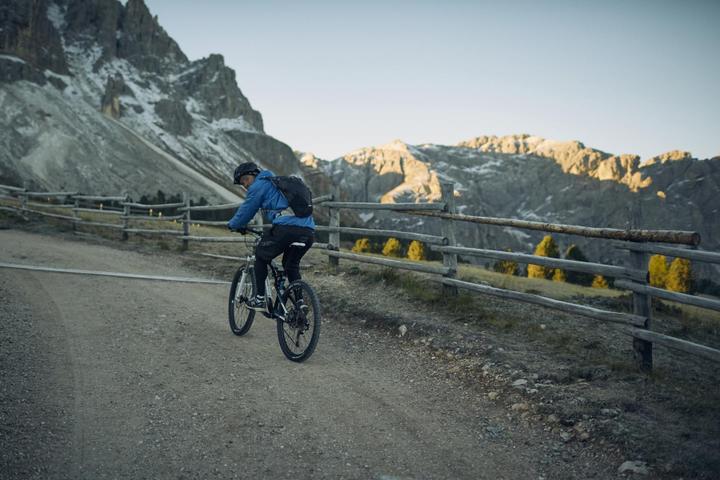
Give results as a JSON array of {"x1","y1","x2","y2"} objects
[
  {"x1": 0, "y1": 0, "x2": 303, "y2": 201},
  {"x1": 303, "y1": 134, "x2": 720, "y2": 279}
]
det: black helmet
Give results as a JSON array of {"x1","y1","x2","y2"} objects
[{"x1": 233, "y1": 162, "x2": 260, "y2": 184}]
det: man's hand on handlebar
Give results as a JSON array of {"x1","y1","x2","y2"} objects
[
  {"x1": 227, "y1": 225, "x2": 247, "y2": 234},
  {"x1": 228, "y1": 225, "x2": 262, "y2": 235}
]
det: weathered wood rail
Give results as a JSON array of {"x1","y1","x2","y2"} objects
[
  {"x1": 0, "y1": 184, "x2": 329, "y2": 251},
  {"x1": 316, "y1": 181, "x2": 719, "y2": 371},
  {"x1": 2, "y1": 181, "x2": 718, "y2": 371}
]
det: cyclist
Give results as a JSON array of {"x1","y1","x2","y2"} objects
[{"x1": 227, "y1": 162, "x2": 315, "y2": 311}]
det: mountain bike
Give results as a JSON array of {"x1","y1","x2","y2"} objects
[{"x1": 227, "y1": 226, "x2": 321, "y2": 362}]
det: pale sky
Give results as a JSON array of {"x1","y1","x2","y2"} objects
[{"x1": 146, "y1": 0, "x2": 720, "y2": 161}]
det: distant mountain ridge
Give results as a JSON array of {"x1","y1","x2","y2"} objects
[
  {"x1": 0, "y1": 0, "x2": 302, "y2": 200},
  {"x1": 300, "y1": 135, "x2": 719, "y2": 279}
]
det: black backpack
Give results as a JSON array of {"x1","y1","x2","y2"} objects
[{"x1": 266, "y1": 175, "x2": 314, "y2": 218}]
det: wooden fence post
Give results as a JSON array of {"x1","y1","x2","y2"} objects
[
  {"x1": 71, "y1": 195, "x2": 79, "y2": 232},
  {"x1": 440, "y1": 182, "x2": 458, "y2": 296},
  {"x1": 121, "y1": 191, "x2": 129, "y2": 240},
  {"x1": 182, "y1": 192, "x2": 190, "y2": 251},
  {"x1": 328, "y1": 184, "x2": 341, "y2": 271},
  {"x1": 630, "y1": 200, "x2": 652, "y2": 371},
  {"x1": 19, "y1": 191, "x2": 27, "y2": 211}
]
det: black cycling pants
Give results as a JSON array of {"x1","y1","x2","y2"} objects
[{"x1": 254, "y1": 225, "x2": 314, "y2": 296}]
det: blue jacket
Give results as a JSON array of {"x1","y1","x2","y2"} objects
[{"x1": 227, "y1": 170, "x2": 315, "y2": 230}]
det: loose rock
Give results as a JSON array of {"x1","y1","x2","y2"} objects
[{"x1": 618, "y1": 460, "x2": 649, "y2": 475}]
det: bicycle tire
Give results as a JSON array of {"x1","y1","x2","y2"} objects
[
  {"x1": 228, "y1": 265, "x2": 256, "y2": 336},
  {"x1": 276, "y1": 280, "x2": 321, "y2": 362}
]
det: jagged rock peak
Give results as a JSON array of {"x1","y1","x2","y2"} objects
[
  {"x1": 459, "y1": 134, "x2": 651, "y2": 191},
  {"x1": 645, "y1": 150, "x2": 695, "y2": 166},
  {"x1": 0, "y1": 0, "x2": 68, "y2": 75}
]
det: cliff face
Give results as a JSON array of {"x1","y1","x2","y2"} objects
[
  {"x1": 459, "y1": 134, "x2": 652, "y2": 191},
  {"x1": 0, "y1": 0, "x2": 299, "y2": 200}
]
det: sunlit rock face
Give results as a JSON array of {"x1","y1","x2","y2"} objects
[{"x1": 459, "y1": 134, "x2": 652, "y2": 191}]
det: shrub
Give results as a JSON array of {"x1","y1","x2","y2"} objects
[
  {"x1": 552, "y1": 268, "x2": 566, "y2": 282},
  {"x1": 592, "y1": 275, "x2": 609, "y2": 288},
  {"x1": 406, "y1": 240, "x2": 426, "y2": 261},
  {"x1": 382, "y1": 237, "x2": 403, "y2": 257},
  {"x1": 493, "y1": 249, "x2": 518, "y2": 276},
  {"x1": 564, "y1": 244, "x2": 593, "y2": 286},
  {"x1": 648, "y1": 254, "x2": 669, "y2": 288},
  {"x1": 528, "y1": 235, "x2": 559, "y2": 279},
  {"x1": 352, "y1": 238, "x2": 371, "y2": 253},
  {"x1": 666, "y1": 257, "x2": 692, "y2": 293}
]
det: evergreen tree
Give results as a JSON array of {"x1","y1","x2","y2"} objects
[
  {"x1": 492, "y1": 249, "x2": 518, "y2": 276},
  {"x1": 564, "y1": 244, "x2": 593, "y2": 286},
  {"x1": 156, "y1": 190, "x2": 166, "y2": 203},
  {"x1": 592, "y1": 275, "x2": 609, "y2": 288},
  {"x1": 382, "y1": 237, "x2": 403, "y2": 257},
  {"x1": 406, "y1": 240, "x2": 426, "y2": 261},
  {"x1": 528, "y1": 235, "x2": 560, "y2": 279},
  {"x1": 352, "y1": 238, "x2": 371, "y2": 254},
  {"x1": 666, "y1": 258, "x2": 692, "y2": 293},
  {"x1": 648, "y1": 255, "x2": 669, "y2": 288}
]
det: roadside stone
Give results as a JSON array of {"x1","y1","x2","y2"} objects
[
  {"x1": 512, "y1": 379, "x2": 528, "y2": 387},
  {"x1": 618, "y1": 460, "x2": 649, "y2": 475},
  {"x1": 547, "y1": 414, "x2": 560, "y2": 423},
  {"x1": 511, "y1": 402, "x2": 529, "y2": 412},
  {"x1": 560, "y1": 431, "x2": 573, "y2": 442},
  {"x1": 487, "y1": 391, "x2": 499, "y2": 400},
  {"x1": 398, "y1": 325, "x2": 407, "y2": 337}
]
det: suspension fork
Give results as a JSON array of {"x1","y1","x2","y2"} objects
[{"x1": 235, "y1": 268, "x2": 248, "y2": 303}]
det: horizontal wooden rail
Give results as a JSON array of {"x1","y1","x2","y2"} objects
[
  {"x1": 178, "y1": 202, "x2": 241, "y2": 212},
  {"x1": 73, "y1": 207, "x2": 124, "y2": 215},
  {"x1": 177, "y1": 236, "x2": 246, "y2": 243},
  {"x1": 23, "y1": 191, "x2": 78, "y2": 197},
  {"x1": 0, "y1": 262, "x2": 229, "y2": 285},
  {"x1": 122, "y1": 201, "x2": 185, "y2": 209},
  {"x1": 123, "y1": 214, "x2": 185, "y2": 221},
  {"x1": 0, "y1": 184, "x2": 26, "y2": 192},
  {"x1": 315, "y1": 225, "x2": 448, "y2": 245},
  {"x1": 27, "y1": 201, "x2": 74, "y2": 209},
  {"x1": 630, "y1": 329, "x2": 720, "y2": 363},
  {"x1": 73, "y1": 195, "x2": 127, "y2": 202},
  {"x1": 76, "y1": 220, "x2": 124, "y2": 229},
  {"x1": 443, "y1": 277, "x2": 646, "y2": 326},
  {"x1": 124, "y1": 228, "x2": 183, "y2": 235},
  {"x1": 313, "y1": 194, "x2": 333, "y2": 203},
  {"x1": 0, "y1": 194, "x2": 19, "y2": 201},
  {"x1": 323, "y1": 250, "x2": 451, "y2": 275},
  {"x1": 23, "y1": 208, "x2": 76, "y2": 221},
  {"x1": 614, "y1": 280, "x2": 720, "y2": 312},
  {"x1": 409, "y1": 211, "x2": 701, "y2": 246},
  {"x1": 187, "y1": 220, "x2": 228, "y2": 226},
  {"x1": 614, "y1": 242, "x2": 720, "y2": 265},
  {"x1": 432, "y1": 245, "x2": 644, "y2": 281},
  {"x1": 321, "y1": 201, "x2": 446, "y2": 211},
  {"x1": 0, "y1": 206, "x2": 28, "y2": 219}
]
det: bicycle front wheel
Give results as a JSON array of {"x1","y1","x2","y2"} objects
[
  {"x1": 228, "y1": 265, "x2": 256, "y2": 336},
  {"x1": 277, "y1": 280, "x2": 321, "y2": 362}
]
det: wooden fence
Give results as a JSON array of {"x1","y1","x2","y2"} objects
[{"x1": 2, "y1": 182, "x2": 719, "y2": 369}]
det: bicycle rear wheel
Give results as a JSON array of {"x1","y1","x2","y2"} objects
[
  {"x1": 228, "y1": 265, "x2": 256, "y2": 336},
  {"x1": 277, "y1": 280, "x2": 321, "y2": 362}
]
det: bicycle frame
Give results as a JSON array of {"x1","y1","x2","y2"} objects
[{"x1": 234, "y1": 232, "x2": 289, "y2": 322}]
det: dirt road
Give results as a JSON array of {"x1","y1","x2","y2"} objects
[{"x1": 0, "y1": 229, "x2": 619, "y2": 479}]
